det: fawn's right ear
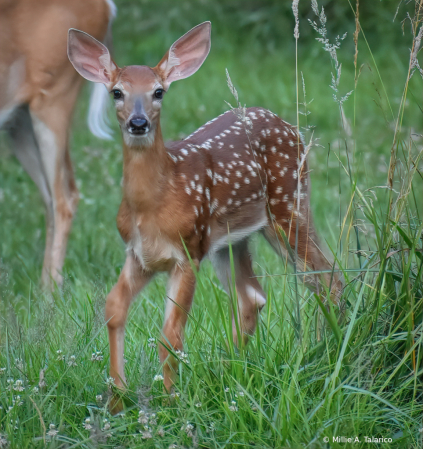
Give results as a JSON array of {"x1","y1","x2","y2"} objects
[{"x1": 68, "y1": 29, "x2": 117, "y2": 85}]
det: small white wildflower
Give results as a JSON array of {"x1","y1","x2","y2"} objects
[
  {"x1": 91, "y1": 351, "x2": 103, "y2": 362},
  {"x1": 140, "y1": 426, "x2": 152, "y2": 439},
  {"x1": 56, "y1": 350, "x2": 65, "y2": 361},
  {"x1": 157, "y1": 426, "x2": 165, "y2": 437},
  {"x1": 228, "y1": 400, "x2": 238, "y2": 412},
  {"x1": 15, "y1": 358, "x2": 23, "y2": 370},
  {"x1": 238, "y1": 391, "x2": 245, "y2": 397},
  {"x1": 101, "y1": 418, "x2": 112, "y2": 438},
  {"x1": 106, "y1": 377, "x2": 115, "y2": 387},
  {"x1": 224, "y1": 387, "x2": 230, "y2": 393},
  {"x1": 0, "y1": 368, "x2": 6, "y2": 375},
  {"x1": 138, "y1": 410, "x2": 149, "y2": 425},
  {"x1": 12, "y1": 396, "x2": 23, "y2": 407},
  {"x1": 195, "y1": 402, "x2": 202, "y2": 408},
  {"x1": 147, "y1": 337, "x2": 156, "y2": 348},
  {"x1": 181, "y1": 422, "x2": 194, "y2": 438},
  {"x1": 170, "y1": 391, "x2": 180, "y2": 399},
  {"x1": 47, "y1": 423, "x2": 59, "y2": 438},
  {"x1": 0, "y1": 433, "x2": 8, "y2": 448},
  {"x1": 13, "y1": 379, "x2": 24, "y2": 392},
  {"x1": 149, "y1": 413, "x2": 157, "y2": 426},
  {"x1": 32, "y1": 386, "x2": 39, "y2": 394},
  {"x1": 83, "y1": 418, "x2": 93, "y2": 430},
  {"x1": 207, "y1": 422, "x2": 216, "y2": 433},
  {"x1": 68, "y1": 355, "x2": 77, "y2": 367},
  {"x1": 168, "y1": 445, "x2": 178, "y2": 449},
  {"x1": 175, "y1": 350, "x2": 189, "y2": 364},
  {"x1": 153, "y1": 374, "x2": 164, "y2": 382},
  {"x1": 95, "y1": 394, "x2": 102, "y2": 403}
]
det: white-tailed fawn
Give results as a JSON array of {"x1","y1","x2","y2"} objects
[{"x1": 68, "y1": 22, "x2": 341, "y2": 397}]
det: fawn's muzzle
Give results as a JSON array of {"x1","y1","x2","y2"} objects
[{"x1": 128, "y1": 116, "x2": 149, "y2": 135}]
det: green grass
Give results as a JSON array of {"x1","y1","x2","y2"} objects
[{"x1": 0, "y1": 1, "x2": 422, "y2": 448}]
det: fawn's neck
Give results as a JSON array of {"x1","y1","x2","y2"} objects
[{"x1": 121, "y1": 122, "x2": 172, "y2": 211}]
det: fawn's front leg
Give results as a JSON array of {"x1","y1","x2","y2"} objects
[
  {"x1": 160, "y1": 262, "x2": 197, "y2": 392},
  {"x1": 105, "y1": 254, "x2": 152, "y2": 389}
]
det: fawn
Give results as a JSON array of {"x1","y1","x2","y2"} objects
[{"x1": 68, "y1": 22, "x2": 340, "y2": 394}]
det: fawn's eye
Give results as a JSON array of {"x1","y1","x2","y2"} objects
[
  {"x1": 154, "y1": 89, "x2": 164, "y2": 99},
  {"x1": 112, "y1": 89, "x2": 123, "y2": 100}
]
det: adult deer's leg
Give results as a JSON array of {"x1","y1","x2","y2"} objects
[
  {"x1": 8, "y1": 106, "x2": 54, "y2": 276},
  {"x1": 105, "y1": 254, "x2": 153, "y2": 388},
  {"x1": 29, "y1": 83, "x2": 81, "y2": 288},
  {"x1": 160, "y1": 262, "x2": 197, "y2": 392},
  {"x1": 210, "y1": 240, "x2": 266, "y2": 347}
]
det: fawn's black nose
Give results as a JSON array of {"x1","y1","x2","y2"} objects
[{"x1": 128, "y1": 116, "x2": 149, "y2": 134}]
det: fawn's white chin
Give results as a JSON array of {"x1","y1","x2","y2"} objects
[{"x1": 122, "y1": 129, "x2": 155, "y2": 148}]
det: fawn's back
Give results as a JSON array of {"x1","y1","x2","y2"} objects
[{"x1": 166, "y1": 107, "x2": 306, "y2": 257}]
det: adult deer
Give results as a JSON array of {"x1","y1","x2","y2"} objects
[
  {"x1": 0, "y1": 0, "x2": 116, "y2": 288},
  {"x1": 68, "y1": 22, "x2": 341, "y2": 395}
]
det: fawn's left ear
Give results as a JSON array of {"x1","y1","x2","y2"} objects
[
  {"x1": 68, "y1": 28, "x2": 117, "y2": 86},
  {"x1": 156, "y1": 21, "x2": 211, "y2": 87}
]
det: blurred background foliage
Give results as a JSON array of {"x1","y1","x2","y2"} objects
[{"x1": 114, "y1": 0, "x2": 416, "y2": 54}]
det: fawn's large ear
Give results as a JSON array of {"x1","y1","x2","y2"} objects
[
  {"x1": 68, "y1": 29, "x2": 117, "y2": 85},
  {"x1": 156, "y1": 22, "x2": 211, "y2": 87}
]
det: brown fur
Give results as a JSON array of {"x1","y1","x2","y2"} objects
[
  {"x1": 107, "y1": 105, "x2": 341, "y2": 393},
  {"x1": 67, "y1": 23, "x2": 341, "y2": 403},
  {"x1": 0, "y1": 0, "x2": 112, "y2": 287}
]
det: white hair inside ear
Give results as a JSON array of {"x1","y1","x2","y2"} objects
[{"x1": 156, "y1": 21, "x2": 211, "y2": 86}]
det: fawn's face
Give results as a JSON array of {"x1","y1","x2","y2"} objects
[
  {"x1": 68, "y1": 22, "x2": 211, "y2": 148},
  {"x1": 110, "y1": 66, "x2": 166, "y2": 146}
]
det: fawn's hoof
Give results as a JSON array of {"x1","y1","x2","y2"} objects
[{"x1": 109, "y1": 394, "x2": 124, "y2": 415}]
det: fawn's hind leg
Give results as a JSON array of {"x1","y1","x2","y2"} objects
[
  {"x1": 263, "y1": 216, "x2": 341, "y2": 302},
  {"x1": 210, "y1": 240, "x2": 266, "y2": 346}
]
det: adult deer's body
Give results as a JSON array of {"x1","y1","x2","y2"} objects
[
  {"x1": 0, "y1": 0, "x2": 115, "y2": 287},
  {"x1": 68, "y1": 22, "x2": 340, "y2": 394}
]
